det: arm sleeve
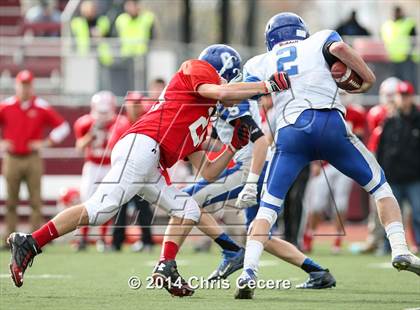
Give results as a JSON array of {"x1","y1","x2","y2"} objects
[
  {"x1": 322, "y1": 30, "x2": 343, "y2": 67},
  {"x1": 230, "y1": 114, "x2": 264, "y2": 143},
  {"x1": 73, "y1": 117, "x2": 89, "y2": 139}
]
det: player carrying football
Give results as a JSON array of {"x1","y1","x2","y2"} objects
[
  {"x1": 7, "y1": 47, "x2": 290, "y2": 297},
  {"x1": 180, "y1": 44, "x2": 336, "y2": 289},
  {"x1": 235, "y1": 12, "x2": 420, "y2": 299}
]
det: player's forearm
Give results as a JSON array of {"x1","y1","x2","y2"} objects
[
  {"x1": 249, "y1": 136, "x2": 268, "y2": 177},
  {"x1": 329, "y1": 42, "x2": 376, "y2": 84},
  {"x1": 199, "y1": 82, "x2": 267, "y2": 102},
  {"x1": 199, "y1": 148, "x2": 235, "y2": 181}
]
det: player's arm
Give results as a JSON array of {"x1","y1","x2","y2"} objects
[
  {"x1": 199, "y1": 127, "x2": 225, "y2": 152},
  {"x1": 74, "y1": 119, "x2": 93, "y2": 151},
  {"x1": 188, "y1": 148, "x2": 235, "y2": 182},
  {"x1": 188, "y1": 120, "x2": 250, "y2": 181},
  {"x1": 235, "y1": 115, "x2": 268, "y2": 209},
  {"x1": 327, "y1": 41, "x2": 376, "y2": 93},
  {"x1": 197, "y1": 72, "x2": 290, "y2": 104}
]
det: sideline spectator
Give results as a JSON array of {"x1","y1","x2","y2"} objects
[
  {"x1": 381, "y1": 6, "x2": 418, "y2": 88},
  {"x1": 71, "y1": 0, "x2": 113, "y2": 66},
  {"x1": 336, "y1": 10, "x2": 370, "y2": 37},
  {"x1": 0, "y1": 70, "x2": 70, "y2": 245},
  {"x1": 115, "y1": 0, "x2": 155, "y2": 57},
  {"x1": 377, "y1": 81, "x2": 420, "y2": 253},
  {"x1": 25, "y1": 0, "x2": 61, "y2": 24}
]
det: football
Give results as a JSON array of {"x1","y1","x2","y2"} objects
[{"x1": 331, "y1": 61, "x2": 363, "y2": 91}]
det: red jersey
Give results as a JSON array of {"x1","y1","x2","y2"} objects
[
  {"x1": 366, "y1": 105, "x2": 389, "y2": 153},
  {"x1": 124, "y1": 59, "x2": 221, "y2": 168},
  {"x1": 74, "y1": 114, "x2": 131, "y2": 165},
  {"x1": 345, "y1": 104, "x2": 366, "y2": 136},
  {"x1": 366, "y1": 105, "x2": 388, "y2": 134},
  {"x1": 0, "y1": 96, "x2": 64, "y2": 155}
]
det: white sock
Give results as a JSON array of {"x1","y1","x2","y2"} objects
[
  {"x1": 385, "y1": 222, "x2": 409, "y2": 258},
  {"x1": 243, "y1": 239, "x2": 264, "y2": 275}
]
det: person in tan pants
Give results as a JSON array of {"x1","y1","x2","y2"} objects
[{"x1": 0, "y1": 70, "x2": 69, "y2": 244}]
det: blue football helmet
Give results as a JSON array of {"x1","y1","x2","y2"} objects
[
  {"x1": 265, "y1": 12, "x2": 310, "y2": 51},
  {"x1": 198, "y1": 44, "x2": 242, "y2": 82}
]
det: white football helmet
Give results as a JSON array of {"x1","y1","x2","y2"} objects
[
  {"x1": 379, "y1": 77, "x2": 401, "y2": 105},
  {"x1": 90, "y1": 90, "x2": 116, "y2": 125}
]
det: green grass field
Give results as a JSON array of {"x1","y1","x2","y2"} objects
[{"x1": 1, "y1": 243, "x2": 419, "y2": 310}]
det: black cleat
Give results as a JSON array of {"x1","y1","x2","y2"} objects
[
  {"x1": 151, "y1": 260, "x2": 194, "y2": 297},
  {"x1": 296, "y1": 269, "x2": 336, "y2": 289},
  {"x1": 234, "y1": 269, "x2": 257, "y2": 299},
  {"x1": 7, "y1": 232, "x2": 42, "y2": 287}
]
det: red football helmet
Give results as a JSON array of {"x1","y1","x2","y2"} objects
[{"x1": 58, "y1": 187, "x2": 81, "y2": 208}]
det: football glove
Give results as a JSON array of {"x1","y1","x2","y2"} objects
[
  {"x1": 228, "y1": 119, "x2": 250, "y2": 153},
  {"x1": 235, "y1": 183, "x2": 258, "y2": 209},
  {"x1": 264, "y1": 71, "x2": 290, "y2": 93}
]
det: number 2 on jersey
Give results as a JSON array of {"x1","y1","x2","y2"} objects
[{"x1": 276, "y1": 46, "x2": 298, "y2": 76}]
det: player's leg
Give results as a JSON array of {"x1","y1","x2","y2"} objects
[
  {"x1": 183, "y1": 163, "x2": 247, "y2": 280},
  {"x1": 303, "y1": 167, "x2": 330, "y2": 252},
  {"x1": 236, "y1": 148, "x2": 310, "y2": 299},
  {"x1": 331, "y1": 168, "x2": 352, "y2": 254},
  {"x1": 324, "y1": 112, "x2": 420, "y2": 275},
  {"x1": 8, "y1": 134, "x2": 160, "y2": 287},
  {"x1": 264, "y1": 237, "x2": 336, "y2": 289},
  {"x1": 146, "y1": 182, "x2": 201, "y2": 296}
]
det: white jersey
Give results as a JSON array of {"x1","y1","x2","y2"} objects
[
  {"x1": 213, "y1": 100, "x2": 261, "y2": 163},
  {"x1": 243, "y1": 29, "x2": 345, "y2": 131}
]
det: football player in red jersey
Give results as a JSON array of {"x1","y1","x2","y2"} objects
[
  {"x1": 7, "y1": 44, "x2": 290, "y2": 295},
  {"x1": 73, "y1": 91, "x2": 131, "y2": 251}
]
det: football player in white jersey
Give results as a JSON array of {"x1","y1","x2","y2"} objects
[
  {"x1": 184, "y1": 44, "x2": 336, "y2": 288},
  {"x1": 235, "y1": 12, "x2": 420, "y2": 299}
]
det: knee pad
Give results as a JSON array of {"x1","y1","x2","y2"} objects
[
  {"x1": 371, "y1": 182, "x2": 394, "y2": 202},
  {"x1": 85, "y1": 185, "x2": 125, "y2": 225},
  {"x1": 171, "y1": 198, "x2": 201, "y2": 223},
  {"x1": 255, "y1": 206, "x2": 278, "y2": 228}
]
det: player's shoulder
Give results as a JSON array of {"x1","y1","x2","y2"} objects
[
  {"x1": 74, "y1": 114, "x2": 94, "y2": 128},
  {"x1": 0, "y1": 96, "x2": 17, "y2": 107},
  {"x1": 180, "y1": 59, "x2": 217, "y2": 74},
  {"x1": 33, "y1": 97, "x2": 51, "y2": 110},
  {"x1": 367, "y1": 104, "x2": 386, "y2": 117},
  {"x1": 307, "y1": 29, "x2": 342, "y2": 47},
  {"x1": 243, "y1": 53, "x2": 268, "y2": 81}
]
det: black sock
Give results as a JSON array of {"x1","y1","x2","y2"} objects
[
  {"x1": 301, "y1": 258, "x2": 325, "y2": 273},
  {"x1": 214, "y1": 233, "x2": 241, "y2": 252}
]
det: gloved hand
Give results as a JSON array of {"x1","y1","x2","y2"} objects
[
  {"x1": 228, "y1": 119, "x2": 250, "y2": 153},
  {"x1": 235, "y1": 183, "x2": 258, "y2": 209},
  {"x1": 264, "y1": 71, "x2": 290, "y2": 93}
]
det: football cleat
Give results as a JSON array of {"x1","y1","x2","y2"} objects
[
  {"x1": 296, "y1": 269, "x2": 336, "y2": 289},
  {"x1": 7, "y1": 232, "x2": 42, "y2": 288},
  {"x1": 151, "y1": 260, "x2": 194, "y2": 297},
  {"x1": 392, "y1": 254, "x2": 420, "y2": 276},
  {"x1": 208, "y1": 248, "x2": 245, "y2": 281},
  {"x1": 234, "y1": 268, "x2": 257, "y2": 299}
]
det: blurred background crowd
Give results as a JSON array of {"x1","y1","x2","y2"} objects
[{"x1": 0, "y1": 0, "x2": 419, "y2": 256}]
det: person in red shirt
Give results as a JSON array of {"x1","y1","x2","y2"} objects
[
  {"x1": 73, "y1": 91, "x2": 130, "y2": 251},
  {"x1": 0, "y1": 70, "x2": 69, "y2": 244},
  {"x1": 366, "y1": 77, "x2": 400, "y2": 153},
  {"x1": 8, "y1": 46, "x2": 290, "y2": 296}
]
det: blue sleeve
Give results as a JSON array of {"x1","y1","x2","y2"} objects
[{"x1": 322, "y1": 31, "x2": 342, "y2": 67}]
